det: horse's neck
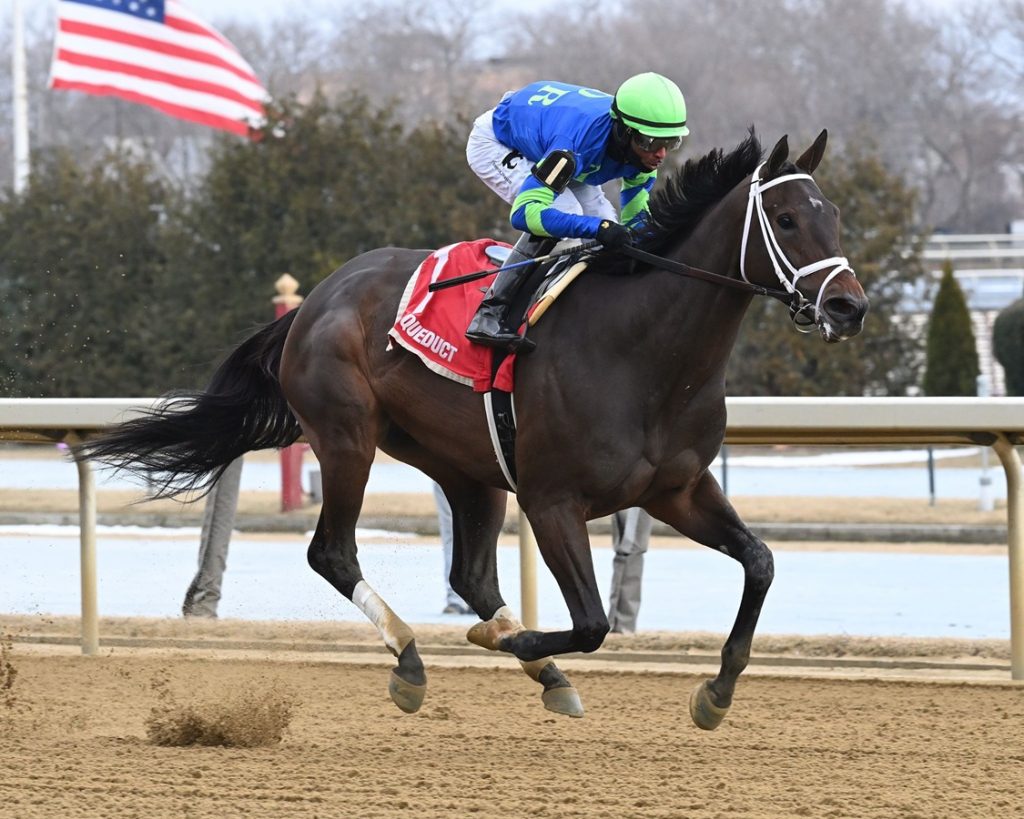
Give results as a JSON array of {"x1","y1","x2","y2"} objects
[
  {"x1": 640, "y1": 210, "x2": 754, "y2": 387},
  {"x1": 670, "y1": 190, "x2": 748, "y2": 290}
]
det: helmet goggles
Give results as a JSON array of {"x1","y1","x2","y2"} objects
[{"x1": 630, "y1": 130, "x2": 685, "y2": 153}]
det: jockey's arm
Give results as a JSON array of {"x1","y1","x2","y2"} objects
[
  {"x1": 508, "y1": 166, "x2": 658, "y2": 240},
  {"x1": 620, "y1": 170, "x2": 657, "y2": 227},
  {"x1": 509, "y1": 174, "x2": 602, "y2": 240}
]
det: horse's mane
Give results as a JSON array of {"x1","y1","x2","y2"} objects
[
  {"x1": 581, "y1": 129, "x2": 763, "y2": 275},
  {"x1": 640, "y1": 128, "x2": 763, "y2": 253}
]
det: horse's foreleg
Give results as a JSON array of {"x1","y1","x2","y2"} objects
[
  {"x1": 441, "y1": 481, "x2": 583, "y2": 718},
  {"x1": 647, "y1": 473, "x2": 774, "y2": 730}
]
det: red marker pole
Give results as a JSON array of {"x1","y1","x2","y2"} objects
[{"x1": 273, "y1": 274, "x2": 304, "y2": 512}]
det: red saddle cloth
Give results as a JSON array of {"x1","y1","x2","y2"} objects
[{"x1": 387, "y1": 239, "x2": 517, "y2": 392}]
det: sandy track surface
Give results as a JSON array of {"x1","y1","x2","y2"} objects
[
  {"x1": 4, "y1": 450, "x2": 1019, "y2": 816},
  {"x1": 3, "y1": 645, "x2": 1023, "y2": 818}
]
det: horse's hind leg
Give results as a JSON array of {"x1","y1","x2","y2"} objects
[
  {"x1": 468, "y1": 605, "x2": 584, "y2": 718},
  {"x1": 438, "y1": 480, "x2": 583, "y2": 718},
  {"x1": 647, "y1": 472, "x2": 774, "y2": 730},
  {"x1": 307, "y1": 449, "x2": 427, "y2": 714},
  {"x1": 463, "y1": 499, "x2": 607, "y2": 716}
]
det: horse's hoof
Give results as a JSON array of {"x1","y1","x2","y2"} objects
[
  {"x1": 466, "y1": 619, "x2": 497, "y2": 650},
  {"x1": 689, "y1": 680, "x2": 729, "y2": 730},
  {"x1": 541, "y1": 686, "x2": 584, "y2": 718},
  {"x1": 388, "y1": 670, "x2": 427, "y2": 714},
  {"x1": 467, "y1": 615, "x2": 522, "y2": 652}
]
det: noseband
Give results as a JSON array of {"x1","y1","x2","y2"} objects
[{"x1": 740, "y1": 162, "x2": 855, "y2": 331}]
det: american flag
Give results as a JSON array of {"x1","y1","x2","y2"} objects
[{"x1": 49, "y1": 0, "x2": 268, "y2": 136}]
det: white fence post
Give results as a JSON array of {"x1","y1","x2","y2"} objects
[
  {"x1": 69, "y1": 434, "x2": 99, "y2": 656},
  {"x1": 518, "y1": 509, "x2": 538, "y2": 630}
]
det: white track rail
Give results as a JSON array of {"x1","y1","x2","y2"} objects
[{"x1": 1, "y1": 397, "x2": 1022, "y2": 678}]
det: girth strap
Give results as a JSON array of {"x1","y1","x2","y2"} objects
[{"x1": 484, "y1": 389, "x2": 518, "y2": 491}]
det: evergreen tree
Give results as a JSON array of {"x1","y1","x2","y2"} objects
[
  {"x1": 0, "y1": 148, "x2": 187, "y2": 396},
  {"x1": 169, "y1": 93, "x2": 507, "y2": 364},
  {"x1": 993, "y1": 297, "x2": 1024, "y2": 396},
  {"x1": 0, "y1": 94, "x2": 508, "y2": 397},
  {"x1": 922, "y1": 259, "x2": 979, "y2": 396},
  {"x1": 726, "y1": 143, "x2": 926, "y2": 396}
]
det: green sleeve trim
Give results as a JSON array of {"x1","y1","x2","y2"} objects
[
  {"x1": 620, "y1": 190, "x2": 649, "y2": 225},
  {"x1": 620, "y1": 171, "x2": 656, "y2": 226},
  {"x1": 512, "y1": 187, "x2": 557, "y2": 237}
]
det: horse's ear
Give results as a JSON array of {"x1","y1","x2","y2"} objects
[
  {"x1": 795, "y1": 129, "x2": 828, "y2": 174},
  {"x1": 765, "y1": 135, "x2": 789, "y2": 178}
]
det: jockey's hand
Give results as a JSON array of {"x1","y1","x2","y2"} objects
[
  {"x1": 597, "y1": 220, "x2": 633, "y2": 249},
  {"x1": 626, "y1": 212, "x2": 657, "y2": 242}
]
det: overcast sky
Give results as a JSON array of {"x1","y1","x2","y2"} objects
[
  {"x1": 0, "y1": 0, "x2": 970, "y2": 29},
  {"x1": 201, "y1": 0, "x2": 962, "y2": 20},
  {"x1": 0, "y1": 0, "x2": 557, "y2": 28},
  {"x1": 205, "y1": 0, "x2": 552, "y2": 23},
  {"x1": 181, "y1": 0, "x2": 964, "y2": 25}
]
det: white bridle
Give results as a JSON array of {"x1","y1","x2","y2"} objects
[{"x1": 739, "y1": 161, "x2": 855, "y2": 330}]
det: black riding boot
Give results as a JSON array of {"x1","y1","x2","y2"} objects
[{"x1": 465, "y1": 234, "x2": 556, "y2": 352}]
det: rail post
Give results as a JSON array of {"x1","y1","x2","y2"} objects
[
  {"x1": 518, "y1": 508, "x2": 539, "y2": 629},
  {"x1": 992, "y1": 435, "x2": 1024, "y2": 679},
  {"x1": 273, "y1": 274, "x2": 304, "y2": 512},
  {"x1": 67, "y1": 433, "x2": 99, "y2": 655}
]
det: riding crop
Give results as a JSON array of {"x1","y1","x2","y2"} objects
[{"x1": 427, "y1": 240, "x2": 602, "y2": 291}]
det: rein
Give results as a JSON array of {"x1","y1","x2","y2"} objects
[
  {"x1": 622, "y1": 162, "x2": 857, "y2": 330},
  {"x1": 618, "y1": 244, "x2": 794, "y2": 306}
]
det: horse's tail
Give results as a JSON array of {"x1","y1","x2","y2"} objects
[{"x1": 77, "y1": 311, "x2": 302, "y2": 499}]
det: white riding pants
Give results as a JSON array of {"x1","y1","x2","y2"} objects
[{"x1": 466, "y1": 107, "x2": 617, "y2": 222}]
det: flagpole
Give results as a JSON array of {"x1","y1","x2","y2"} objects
[{"x1": 12, "y1": 0, "x2": 30, "y2": 194}]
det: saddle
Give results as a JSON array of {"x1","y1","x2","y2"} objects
[
  {"x1": 387, "y1": 238, "x2": 591, "y2": 489},
  {"x1": 483, "y1": 245, "x2": 590, "y2": 489},
  {"x1": 494, "y1": 246, "x2": 589, "y2": 339}
]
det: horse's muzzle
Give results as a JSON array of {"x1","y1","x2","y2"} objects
[{"x1": 817, "y1": 289, "x2": 869, "y2": 343}]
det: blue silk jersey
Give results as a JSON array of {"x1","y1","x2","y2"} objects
[{"x1": 490, "y1": 81, "x2": 656, "y2": 239}]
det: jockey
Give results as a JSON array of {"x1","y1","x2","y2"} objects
[{"x1": 464, "y1": 72, "x2": 689, "y2": 352}]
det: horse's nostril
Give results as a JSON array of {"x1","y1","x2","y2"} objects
[{"x1": 824, "y1": 296, "x2": 863, "y2": 322}]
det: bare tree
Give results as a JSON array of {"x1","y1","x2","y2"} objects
[
  {"x1": 0, "y1": 0, "x2": 1019, "y2": 228},
  {"x1": 217, "y1": 8, "x2": 341, "y2": 101},
  {"x1": 507, "y1": 0, "x2": 1022, "y2": 231},
  {"x1": 986, "y1": 0, "x2": 1024, "y2": 222},
  {"x1": 324, "y1": 0, "x2": 499, "y2": 122}
]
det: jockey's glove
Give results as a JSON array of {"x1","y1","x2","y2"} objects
[
  {"x1": 596, "y1": 220, "x2": 633, "y2": 249},
  {"x1": 626, "y1": 211, "x2": 657, "y2": 243}
]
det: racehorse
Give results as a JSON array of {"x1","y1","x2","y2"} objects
[{"x1": 80, "y1": 128, "x2": 868, "y2": 730}]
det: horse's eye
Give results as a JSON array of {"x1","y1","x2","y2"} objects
[{"x1": 777, "y1": 214, "x2": 795, "y2": 229}]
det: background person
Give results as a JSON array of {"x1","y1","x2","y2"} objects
[
  {"x1": 606, "y1": 507, "x2": 653, "y2": 634},
  {"x1": 181, "y1": 456, "x2": 244, "y2": 618},
  {"x1": 433, "y1": 482, "x2": 473, "y2": 615}
]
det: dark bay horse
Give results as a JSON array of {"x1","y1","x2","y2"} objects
[{"x1": 80, "y1": 129, "x2": 868, "y2": 729}]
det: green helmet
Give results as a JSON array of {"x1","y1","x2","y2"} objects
[{"x1": 611, "y1": 73, "x2": 689, "y2": 138}]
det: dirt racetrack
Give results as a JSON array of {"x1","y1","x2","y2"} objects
[{"x1": 3, "y1": 629, "x2": 1023, "y2": 819}]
